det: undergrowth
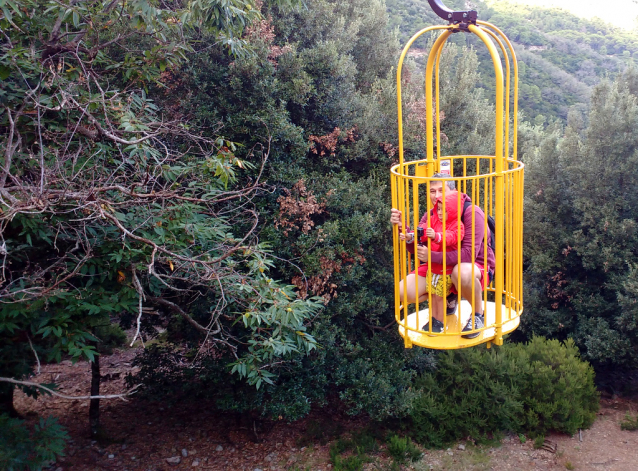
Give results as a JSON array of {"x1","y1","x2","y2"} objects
[
  {"x1": 409, "y1": 337, "x2": 599, "y2": 447},
  {"x1": 620, "y1": 413, "x2": 638, "y2": 431},
  {"x1": 328, "y1": 429, "x2": 421, "y2": 470},
  {"x1": 386, "y1": 434, "x2": 422, "y2": 463},
  {"x1": 0, "y1": 415, "x2": 68, "y2": 471}
]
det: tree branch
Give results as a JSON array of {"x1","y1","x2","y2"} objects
[
  {"x1": 147, "y1": 295, "x2": 210, "y2": 334},
  {"x1": 0, "y1": 377, "x2": 142, "y2": 401},
  {"x1": 130, "y1": 268, "x2": 146, "y2": 347}
]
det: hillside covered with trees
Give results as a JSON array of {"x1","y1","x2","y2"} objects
[
  {"x1": 387, "y1": 0, "x2": 638, "y2": 121},
  {"x1": 1, "y1": 0, "x2": 638, "y2": 469}
]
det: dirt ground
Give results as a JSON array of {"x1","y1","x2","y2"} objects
[{"x1": 12, "y1": 348, "x2": 638, "y2": 471}]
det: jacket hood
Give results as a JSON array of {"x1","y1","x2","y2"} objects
[{"x1": 434, "y1": 191, "x2": 463, "y2": 223}]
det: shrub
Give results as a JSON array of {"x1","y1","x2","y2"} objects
[
  {"x1": 298, "y1": 419, "x2": 344, "y2": 447},
  {"x1": 386, "y1": 434, "x2": 422, "y2": 464},
  {"x1": 620, "y1": 413, "x2": 638, "y2": 431},
  {"x1": 332, "y1": 455, "x2": 364, "y2": 471},
  {"x1": 409, "y1": 337, "x2": 599, "y2": 447},
  {"x1": 329, "y1": 438, "x2": 364, "y2": 471},
  {"x1": 330, "y1": 437, "x2": 354, "y2": 460},
  {"x1": 351, "y1": 429, "x2": 379, "y2": 454},
  {"x1": 520, "y1": 338, "x2": 599, "y2": 435},
  {"x1": 328, "y1": 429, "x2": 381, "y2": 471},
  {"x1": 0, "y1": 415, "x2": 68, "y2": 471}
]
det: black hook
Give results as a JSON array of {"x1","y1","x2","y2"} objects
[{"x1": 427, "y1": 0, "x2": 477, "y2": 30}]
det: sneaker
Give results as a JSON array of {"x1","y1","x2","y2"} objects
[
  {"x1": 421, "y1": 318, "x2": 444, "y2": 334},
  {"x1": 446, "y1": 293, "x2": 458, "y2": 315},
  {"x1": 461, "y1": 314, "x2": 484, "y2": 339}
]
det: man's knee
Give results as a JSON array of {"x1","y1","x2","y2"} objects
[
  {"x1": 452, "y1": 263, "x2": 471, "y2": 283},
  {"x1": 452, "y1": 264, "x2": 481, "y2": 292},
  {"x1": 461, "y1": 264, "x2": 481, "y2": 282}
]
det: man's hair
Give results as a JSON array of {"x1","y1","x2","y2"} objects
[{"x1": 431, "y1": 172, "x2": 456, "y2": 190}]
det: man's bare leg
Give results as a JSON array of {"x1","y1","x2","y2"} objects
[
  {"x1": 451, "y1": 263, "x2": 484, "y2": 316},
  {"x1": 399, "y1": 273, "x2": 430, "y2": 304}
]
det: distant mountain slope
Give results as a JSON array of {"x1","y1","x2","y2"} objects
[{"x1": 386, "y1": 0, "x2": 637, "y2": 121}]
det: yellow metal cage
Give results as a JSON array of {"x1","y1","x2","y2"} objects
[{"x1": 391, "y1": 21, "x2": 524, "y2": 349}]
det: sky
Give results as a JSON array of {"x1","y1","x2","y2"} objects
[{"x1": 488, "y1": 0, "x2": 638, "y2": 30}]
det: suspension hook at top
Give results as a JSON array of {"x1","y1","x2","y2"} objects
[{"x1": 427, "y1": 0, "x2": 477, "y2": 31}]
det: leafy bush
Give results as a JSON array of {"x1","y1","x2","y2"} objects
[
  {"x1": 409, "y1": 337, "x2": 599, "y2": 447},
  {"x1": 0, "y1": 415, "x2": 68, "y2": 471},
  {"x1": 297, "y1": 419, "x2": 344, "y2": 447},
  {"x1": 351, "y1": 429, "x2": 380, "y2": 454},
  {"x1": 328, "y1": 429, "x2": 382, "y2": 471},
  {"x1": 329, "y1": 439, "x2": 365, "y2": 471},
  {"x1": 620, "y1": 413, "x2": 638, "y2": 431},
  {"x1": 386, "y1": 434, "x2": 422, "y2": 464},
  {"x1": 332, "y1": 454, "x2": 364, "y2": 471},
  {"x1": 128, "y1": 344, "x2": 327, "y2": 422},
  {"x1": 329, "y1": 437, "x2": 352, "y2": 460}
]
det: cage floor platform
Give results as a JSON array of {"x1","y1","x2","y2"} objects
[{"x1": 397, "y1": 300, "x2": 521, "y2": 349}]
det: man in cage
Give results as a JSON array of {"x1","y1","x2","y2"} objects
[{"x1": 390, "y1": 173, "x2": 495, "y2": 338}]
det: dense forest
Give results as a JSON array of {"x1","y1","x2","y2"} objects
[
  {"x1": 388, "y1": 0, "x2": 637, "y2": 120},
  {"x1": 1, "y1": 0, "x2": 637, "y2": 468}
]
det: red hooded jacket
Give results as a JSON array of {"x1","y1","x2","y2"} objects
[
  {"x1": 411, "y1": 191, "x2": 464, "y2": 275},
  {"x1": 404, "y1": 192, "x2": 495, "y2": 272}
]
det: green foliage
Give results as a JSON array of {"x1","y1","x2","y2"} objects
[
  {"x1": 0, "y1": 415, "x2": 68, "y2": 471},
  {"x1": 93, "y1": 325, "x2": 127, "y2": 355},
  {"x1": 128, "y1": 338, "x2": 327, "y2": 422},
  {"x1": 229, "y1": 282, "x2": 321, "y2": 389},
  {"x1": 352, "y1": 429, "x2": 380, "y2": 454},
  {"x1": 520, "y1": 338, "x2": 599, "y2": 435},
  {"x1": 533, "y1": 435, "x2": 545, "y2": 449},
  {"x1": 332, "y1": 454, "x2": 364, "y2": 471},
  {"x1": 409, "y1": 338, "x2": 599, "y2": 447},
  {"x1": 521, "y1": 69, "x2": 638, "y2": 369},
  {"x1": 387, "y1": 0, "x2": 638, "y2": 121},
  {"x1": 0, "y1": 0, "x2": 323, "y2": 418},
  {"x1": 297, "y1": 419, "x2": 344, "y2": 447},
  {"x1": 620, "y1": 413, "x2": 638, "y2": 431},
  {"x1": 330, "y1": 334, "x2": 423, "y2": 420},
  {"x1": 329, "y1": 437, "x2": 352, "y2": 458},
  {"x1": 386, "y1": 434, "x2": 422, "y2": 464},
  {"x1": 178, "y1": 0, "x2": 445, "y2": 421},
  {"x1": 0, "y1": 8, "x2": 334, "y2": 470},
  {"x1": 328, "y1": 429, "x2": 381, "y2": 471},
  {"x1": 330, "y1": 440, "x2": 363, "y2": 471}
]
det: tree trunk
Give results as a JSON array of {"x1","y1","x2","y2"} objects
[
  {"x1": 0, "y1": 383, "x2": 19, "y2": 418},
  {"x1": 89, "y1": 356, "x2": 100, "y2": 438}
]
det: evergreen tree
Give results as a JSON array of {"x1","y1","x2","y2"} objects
[{"x1": 522, "y1": 69, "x2": 638, "y2": 368}]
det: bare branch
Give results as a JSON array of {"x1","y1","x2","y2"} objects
[
  {"x1": 27, "y1": 334, "x2": 41, "y2": 375},
  {"x1": 130, "y1": 268, "x2": 146, "y2": 347},
  {"x1": 0, "y1": 377, "x2": 142, "y2": 401},
  {"x1": 147, "y1": 295, "x2": 210, "y2": 334}
]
